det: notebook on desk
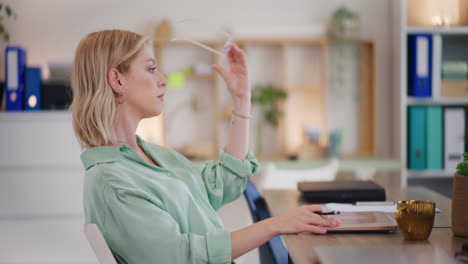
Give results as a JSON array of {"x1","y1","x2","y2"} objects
[
  {"x1": 324, "y1": 212, "x2": 398, "y2": 232},
  {"x1": 297, "y1": 180, "x2": 386, "y2": 203}
]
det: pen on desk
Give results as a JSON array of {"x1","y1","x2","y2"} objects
[{"x1": 317, "y1": 211, "x2": 340, "y2": 215}]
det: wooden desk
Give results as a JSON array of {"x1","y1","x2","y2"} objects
[{"x1": 261, "y1": 187, "x2": 468, "y2": 264}]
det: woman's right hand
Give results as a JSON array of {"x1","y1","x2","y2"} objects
[
  {"x1": 268, "y1": 205, "x2": 340, "y2": 235},
  {"x1": 231, "y1": 204, "x2": 340, "y2": 259}
]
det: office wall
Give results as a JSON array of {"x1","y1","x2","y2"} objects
[{"x1": 4, "y1": 0, "x2": 394, "y2": 157}]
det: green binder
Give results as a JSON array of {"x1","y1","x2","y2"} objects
[
  {"x1": 408, "y1": 106, "x2": 426, "y2": 170},
  {"x1": 426, "y1": 106, "x2": 443, "y2": 170}
]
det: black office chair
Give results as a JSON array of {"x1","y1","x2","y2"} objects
[{"x1": 244, "y1": 180, "x2": 292, "y2": 264}]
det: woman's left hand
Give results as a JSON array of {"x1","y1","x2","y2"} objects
[{"x1": 212, "y1": 43, "x2": 250, "y2": 101}]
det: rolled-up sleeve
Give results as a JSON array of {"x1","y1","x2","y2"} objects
[
  {"x1": 200, "y1": 150, "x2": 258, "y2": 211},
  {"x1": 103, "y1": 188, "x2": 232, "y2": 264}
]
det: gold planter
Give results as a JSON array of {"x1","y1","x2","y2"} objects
[
  {"x1": 396, "y1": 200, "x2": 435, "y2": 240},
  {"x1": 452, "y1": 173, "x2": 468, "y2": 237}
]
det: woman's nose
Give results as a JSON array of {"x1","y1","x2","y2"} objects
[
  {"x1": 157, "y1": 71, "x2": 167, "y2": 88},
  {"x1": 159, "y1": 78, "x2": 167, "y2": 88}
]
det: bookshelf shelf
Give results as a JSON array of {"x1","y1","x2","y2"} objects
[
  {"x1": 0, "y1": 110, "x2": 71, "y2": 122},
  {"x1": 407, "y1": 26, "x2": 468, "y2": 35},
  {"x1": 407, "y1": 97, "x2": 468, "y2": 105},
  {"x1": 407, "y1": 169, "x2": 455, "y2": 179}
]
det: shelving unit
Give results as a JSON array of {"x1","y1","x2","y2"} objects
[
  {"x1": 154, "y1": 36, "x2": 376, "y2": 160},
  {"x1": 393, "y1": 0, "x2": 468, "y2": 187}
]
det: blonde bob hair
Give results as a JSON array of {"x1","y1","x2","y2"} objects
[{"x1": 70, "y1": 30, "x2": 150, "y2": 149}]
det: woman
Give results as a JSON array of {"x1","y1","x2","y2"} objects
[{"x1": 71, "y1": 29, "x2": 339, "y2": 264}]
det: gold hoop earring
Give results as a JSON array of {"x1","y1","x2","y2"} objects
[{"x1": 117, "y1": 90, "x2": 124, "y2": 104}]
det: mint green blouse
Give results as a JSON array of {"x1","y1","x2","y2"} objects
[{"x1": 81, "y1": 136, "x2": 258, "y2": 264}]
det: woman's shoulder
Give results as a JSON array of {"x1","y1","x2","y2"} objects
[
  {"x1": 83, "y1": 163, "x2": 165, "y2": 210},
  {"x1": 84, "y1": 162, "x2": 131, "y2": 190},
  {"x1": 140, "y1": 140, "x2": 192, "y2": 163},
  {"x1": 84, "y1": 163, "x2": 160, "y2": 203}
]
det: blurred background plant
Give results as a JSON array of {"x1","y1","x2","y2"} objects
[
  {"x1": 0, "y1": 3, "x2": 17, "y2": 42},
  {"x1": 251, "y1": 84, "x2": 288, "y2": 154},
  {"x1": 251, "y1": 84, "x2": 288, "y2": 127},
  {"x1": 328, "y1": 6, "x2": 360, "y2": 40}
]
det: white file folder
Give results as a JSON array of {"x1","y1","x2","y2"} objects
[{"x1": 444, "y1": 108, "x2": 465, "y2": 172}]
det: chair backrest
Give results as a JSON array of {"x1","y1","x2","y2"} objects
[
  {"x1": 244, "y1": 180, "x2": 292, "y2": 264},
  {"x1": 84, "y1": 224, "x2": 118, "y2": 264},
  {"x1": 244, "y1": 180, "x2": 262, "y2": 222}
]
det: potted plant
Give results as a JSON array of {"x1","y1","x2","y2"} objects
[
  {"x1": 452, "y1": 152, "x2": 468, "y2": 237},
  {"x1": 0, "y1": 3, "x2": 17, "y2": 42},
  {"x1": 251, "y1": 84, "x2": 287, "y2": 155},
  {"x1": 0, "y1": 3, "x2": 16, "y2": 109},
  {"x1": 328, "y1": 6, "x2": 360, "y2": 41}
]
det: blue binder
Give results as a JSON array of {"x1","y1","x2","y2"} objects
[
  {"x1": 408, "y1": 34, "x2": 432, "y2": 97},
  {"x1": 24, "y1": 67, "x2": 42, "y2": 111},
  {"x1": 408, "y1": 106, "x2": 427, "y2": 170},
  {"x1": 5, "y1": 46, "x2": 27, "y2": 111}
]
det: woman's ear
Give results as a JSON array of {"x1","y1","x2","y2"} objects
[{"x1": 107, "y1": 68, "x2": 124, "y2": 93}]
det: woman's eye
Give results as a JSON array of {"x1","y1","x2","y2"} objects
[{"x1": 149, "y1": 67, "x2": 157, "y2": 72}]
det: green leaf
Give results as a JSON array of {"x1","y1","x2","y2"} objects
[
  {"x1": 251, "y1": 84, "x2": 288, "y2": 127},
  {"x1": 456, "y1": 161, "x2": 468, "y2": 176},
  {"x1": 1, "y1": 32, "x2": 8, "y2": 42},
  {"x1": 6, "y1": 6, "x2": 12, "y2": 17}
]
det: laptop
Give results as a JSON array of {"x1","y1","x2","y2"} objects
[{"x1": 297, "y1": 180, "x2": 386, "y2": 203}]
